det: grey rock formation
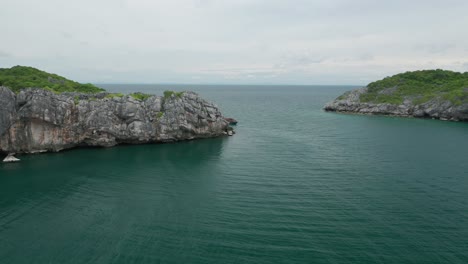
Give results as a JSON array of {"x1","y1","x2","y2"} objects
[
  {"x1": 324, "y1": 87, "x2": 468, "y2": 121},
  {"x1": 0, "y1": 87, "x2": 16, "y2": 137},
  {"x1": 0, "y1": 87, "x2": 231, "y2": 154}
]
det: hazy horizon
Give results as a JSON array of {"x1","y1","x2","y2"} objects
[
  {"x1": 2, "y1": 0, "x2": 468, "y2": 85},
  {"x1": 94, "y1": 81, "x2": 364, "y2": 86}
]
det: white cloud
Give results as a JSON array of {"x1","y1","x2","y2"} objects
[{"x1": 1, "y1": 0, "x2": 467, "y2": 84}]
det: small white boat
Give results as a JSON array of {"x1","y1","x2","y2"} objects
[{"x1": 3, "y1": 154, "x2": 20, "y2": 163}]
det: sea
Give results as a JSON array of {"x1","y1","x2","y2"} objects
[{"x1": 1, "y1": 85, "x2": 467, "y2": 264}]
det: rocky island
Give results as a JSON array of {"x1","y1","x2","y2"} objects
[
  {"x1": 0, "y1": 66, "x2": 234, "y2": 160},
  {"x1": 324, "y1": 70, "x2": 468, "y2": 121}
]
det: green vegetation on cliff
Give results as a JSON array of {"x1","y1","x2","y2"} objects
[
  {"x1": 0, "y1": 65, "x2": 105, "y2": 93},
  {"x1": 130, "y1": 92, "x2": 152, "y2": 101},
  {"x1": 105, "y1": 93, "x2": 124, "y2": 99},
  {"x1": 164, "y1": 90, "x2": 184, "y2": 98},
  {"x1": 360, "y1": 69, "x2": 468, "y2": 105}
]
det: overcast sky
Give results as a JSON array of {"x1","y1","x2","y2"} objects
[{"x1": 1, "y1": 0, "x2": 468, "y2": 85}]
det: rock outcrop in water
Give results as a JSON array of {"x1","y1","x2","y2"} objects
[
  {"x1": 324, "y1": 87, "x2": 468, "y2": 121},
  {"x1": 0, "y1": 86, "x2": 231, "y2": 155},
  {"x1": 324, "y1": 70, "x2": 468, "y2": 121}
]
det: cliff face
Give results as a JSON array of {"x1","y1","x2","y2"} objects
[
  {"x1": 324, "y1": 87, "x2": 468, "y2": 121},
  {"x1": 0, "y1": 87, "x2": 230, "y2": 154}
]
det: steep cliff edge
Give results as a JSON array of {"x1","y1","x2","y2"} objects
[
  {"x1": 324, "y1": 70, "x2": 468, "y2": 121},
  {"x1": 0, "y1": 86, "x2": 230, "y2": 154}
]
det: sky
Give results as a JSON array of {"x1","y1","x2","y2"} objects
[{"x1": 1, "y1": 0, "x2": 468, "y2": 85}]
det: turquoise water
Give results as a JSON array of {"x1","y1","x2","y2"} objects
[{"x1": 1, "y1": 85, "x2": 468, "y2": 264}]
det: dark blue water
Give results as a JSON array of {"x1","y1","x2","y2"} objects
[{"x1": 1, "y1": 85, "x2": 468, "y2": 263}]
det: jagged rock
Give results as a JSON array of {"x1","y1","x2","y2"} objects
[
  {"x1": 324, "y1": 87, "x2": 468, "y2": 121},
  {"x1": 0, "y1": 87, "x2": 232, "y2": 154},
  {"x1": 0, "y1": 87, "x2": 17, "y2": 136},
  {"x1": 225, "y1": 117, "x2": 238, "y2": 125}
]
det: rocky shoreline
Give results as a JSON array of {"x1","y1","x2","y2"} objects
[
  {"x1": 0, "y1": 86, "x2": 234, "y2": 157},
  {"x1": 324, "y1": 87, "x2": 468, "y2": 122}
]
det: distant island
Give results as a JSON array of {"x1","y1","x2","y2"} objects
[
  {"x1": 0, "y1": 66, "x2": 235, "y2": 161},
  {"x1": 324, "y1": 69, "x2": 468, "y2": 121}
]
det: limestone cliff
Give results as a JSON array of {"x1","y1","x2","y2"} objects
[
  {"x1": 324, "y1": 70, "x2": 468, "y2": 121},
  {"x1": 324, "y1": 87, "x2": 468, "y2": 121},
  {"x1": 0, "y1": 86, "x2": 230, "y2": 154}
]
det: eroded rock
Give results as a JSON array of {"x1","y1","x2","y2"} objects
[
  {"x1": 324, "y1": 87, "x2": 468, "y2": 121},
  {"x1": 0, "y1": 87, "x2": 232, "y2": 154}
]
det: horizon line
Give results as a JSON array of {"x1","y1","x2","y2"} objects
[{"x1": 92, "y1": 82, "x2": 365, "y2": 87}]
